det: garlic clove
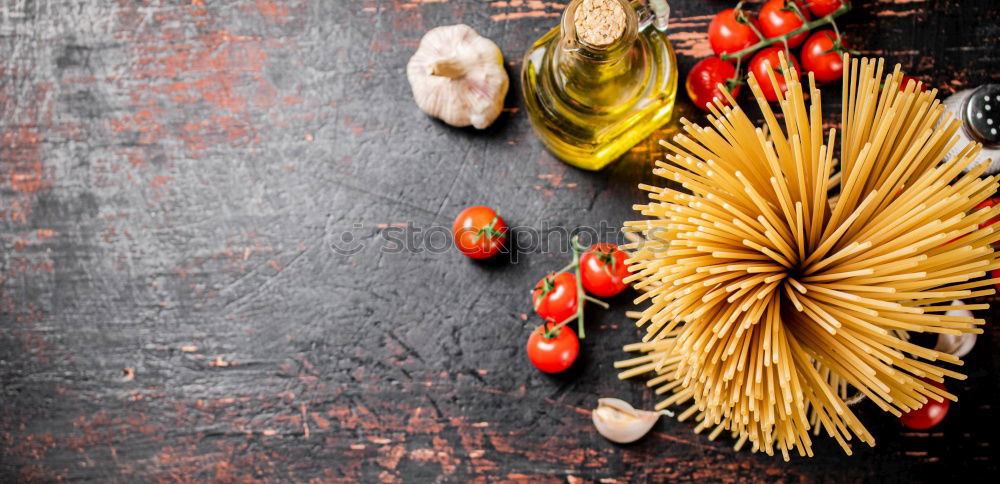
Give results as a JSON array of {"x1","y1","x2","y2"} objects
[
  {"x1": 592, "y1": 398, "x2": 662, "y2": 444},
  {"x1": 934, "y1": 300, "x2": 977, "y2": 358},
  {"x1": 935, "y1": 332, "x2": 976, "y2": 358}
]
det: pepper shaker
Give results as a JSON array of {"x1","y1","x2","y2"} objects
[{"x1": 942, "y1": 84, "x2": 1000, "y2": 175}]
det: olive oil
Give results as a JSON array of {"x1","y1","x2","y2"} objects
[{"x1": 521, "y1": 0, "x2": 678, "y2": 171}]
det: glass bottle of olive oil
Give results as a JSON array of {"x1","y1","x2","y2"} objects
[{"x1": 521, "y1": 0, "x2": 678, "y2": 170}]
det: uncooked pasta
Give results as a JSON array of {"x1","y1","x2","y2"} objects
[{"x1": 617, "y1": 54, "x2": 998, "y2": 459}]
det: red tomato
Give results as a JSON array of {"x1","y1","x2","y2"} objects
[
  {"x1": 993, "y1": 268, "x2": 1000, "y2": 292},
  {"x1": 452, "y1": 206, "x2": 507, "y2": 259},
  {"x1": 708, "y1": 8, "x2": 761, "y2": 59},
  {"x1": 943, "y1": 197, "x2": 999, "y2": 246},
  {"x1": 749, "y1": 46, "x2": 801, "y2": 102},
  {"x1": 800, "y1": 30, "x2": 845, "y2": 83},
  {"x1": 580, "y1": 244, "x2": 630, "y2": 297},
  {"x1": 807, "y1": 0, "x2": 848, "y2": 17},
  {"x1": 526, "y1": 324, "x2": 579, "y2": 373},
  {"x1": 532, "y1": 272, "x2": 579, "y2": 324},
  {"x1": 973, "y1": 198, "x2": 1000, "y2": 229},
  {"x1": 758, "y1": 0, "x2": 812, "y2": 48},
  {"x1": 900, "y1": 75, "x2": 927, "y2": 92},
  {"x1": 900, "y1": 379, "x2": 950, "y2": 430},
  {"x1": 686, "y1": 57, "x2": 741, "y2": 112}
]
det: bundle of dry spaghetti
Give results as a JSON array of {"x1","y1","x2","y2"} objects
[{"x1": 616, "y1": 54, "x2": 998, "y2": 459}]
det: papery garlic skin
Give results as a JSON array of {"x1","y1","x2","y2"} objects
[
  {"x1": 407, "y1": 24, "x2": 509, "y2": 129},
  {"x1": 934, "y1": 300, "x2": 978, "y2": 358},
  {"x1": 592, "y1": 398, "x2": 661, "y2": 444}
]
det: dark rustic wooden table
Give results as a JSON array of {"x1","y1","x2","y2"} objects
[{"x1": 2, "y1": 0, "x2": 999, "y2": 481}]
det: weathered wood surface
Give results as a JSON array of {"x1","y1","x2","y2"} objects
[{"x1": 2, "y1": 0, "x2": 998, "y2": 481}]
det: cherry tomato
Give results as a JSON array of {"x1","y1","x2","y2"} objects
[
  {"x1": 452, "y1": 206, "x2": 507, "y2": 259},
  {"x1": 973, "y1": 197, "x2": 1000, "y2": 230},
  {"x1": 532, "y1": 272, "x2": 579, "y2": 324},
  {"x1": 686, "y1": 57, "x2": 741, "y2": 112},
  {"x1": 900, "y1": 75, "x2": 927, "y2": 92},
  {"x1": 708, "y1": 8, "x2": 761, "y2": 60},
  {"x1": 758, "y1": 0, "x2": 812, "y2": 48},
  {"x1": 900, "y1": 379, "x2": 950, "y2": 430},
  {"x1": 580, "y1": 244, "x2": 630, "y2": 297},
  {"x1": 749, "y1": 46, "x2": 801, "y2": 102},
  {"x1": 807, "y1": 0, "x2": 848, "y2": 17},
  {"x1": 800, "y1": 30, "x2": 846, "y2": 83},
  {"x1": 943, "y1": 196, "x2": 999, "y2": 246},
  {"x1": 526, "y1": 324, "x2": 579, "y2": 373}
]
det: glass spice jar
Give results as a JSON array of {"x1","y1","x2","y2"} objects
[{"x1": 521, "y1": 0, "x2": 678, "y2": 170}]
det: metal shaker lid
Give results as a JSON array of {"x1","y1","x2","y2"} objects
[{"x1": 963, "y1": 84, "x2": 1000, "y2": 147}]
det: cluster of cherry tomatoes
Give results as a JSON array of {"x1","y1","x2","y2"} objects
[
  {"x1": 687, "y1": 0, "x2": 852, "y2": 110},
  {"x1": 528, "y1": 241, "x2": 630, "y2": 373},
  {"x1": 451, "y1": 206, "x2": 631, "y2": 374}
]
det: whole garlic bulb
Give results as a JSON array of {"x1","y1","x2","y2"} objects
[{"x1": 406, "y1": 24, "x2": 509, "y2": 129}]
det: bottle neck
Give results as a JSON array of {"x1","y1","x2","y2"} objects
[
  {"x1": 560, "y1": 0, "x2": 637, "y2": 64},
  {"x1": 555, "y1": 0, "x2": 643, "y2": 108}
]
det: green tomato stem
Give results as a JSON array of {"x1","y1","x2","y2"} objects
[
  {"x1": 543, "y1": 313, "x2": 577, "y2": 339},
  {"x1": 541, "y1": 235, "x2": 611, "y2": 340},
  {"x1": 556, "y1": 261, "x2": 576, "y2": 275},
  {"x1": 584, "y1": 295, "x2": 610, "y2": 309},
  {"x1": 571, "y1": 237, "x2": 586, "y2": 339}
]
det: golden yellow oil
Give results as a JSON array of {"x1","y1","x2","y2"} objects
[{"x1": 521, "y1": 6, "x2": 678, "y2": 171}]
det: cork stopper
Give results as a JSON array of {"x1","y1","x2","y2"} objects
[{"x1": 573, "y1": 0, "x2": 626, "y2": 47}]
